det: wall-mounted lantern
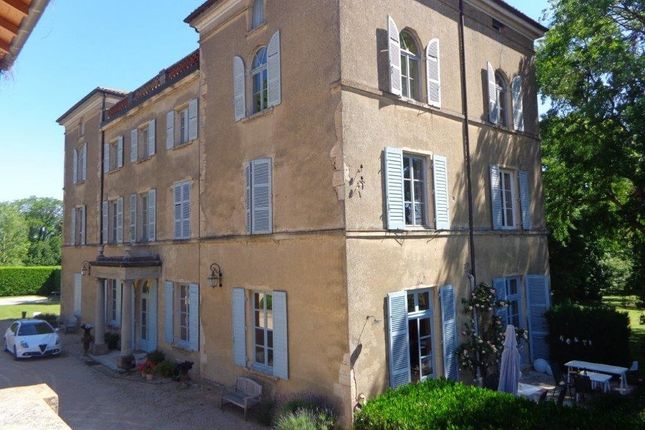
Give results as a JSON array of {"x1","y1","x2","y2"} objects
[
  {"x1": 81, "y1": 261, "x2": 91, "y2": 276},
  {"x1": 208, "y1": 263, "x2": 223, "y2": 288}
]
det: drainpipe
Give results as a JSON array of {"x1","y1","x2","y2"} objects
[{"x1": 98, "y1": 92, "x2": 106, "y2": 257}]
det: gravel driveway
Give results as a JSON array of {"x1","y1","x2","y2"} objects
[{"x1": 0, "y1": 320, "x2": 267, "y2": 430}]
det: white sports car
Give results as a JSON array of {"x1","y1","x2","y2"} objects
[{"x1": 3, "y1": 319, "x2": 62, "y2": 359}]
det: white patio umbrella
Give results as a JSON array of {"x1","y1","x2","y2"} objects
[{"x1": 498, "y1": 324, "x2": 521, "y2": 394}]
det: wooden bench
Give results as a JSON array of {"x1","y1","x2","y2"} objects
[
  {"x1": 584, "y1": 371, "x2": 612, "y2": 393},
  {"x1": 220, "y1": 377, "x2": 262, "y2": 420}
]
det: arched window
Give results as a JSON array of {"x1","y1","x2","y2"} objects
[
  {"x1": 252, "y1": 47, "x2": 268, "y2": 113},
  {"x1": 399, "y1": 31, "x2": 420, "y2": 100},
  {"x1": 251, "y1": 0, "x2": 264, "y2": 29},
  {"x1": 495, "y1": 73, "x2": 508, "y2": 127}
]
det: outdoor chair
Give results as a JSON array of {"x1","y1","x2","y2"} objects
[{"x1": 220, "y1": 377, "x2": 262, "y2": 420}]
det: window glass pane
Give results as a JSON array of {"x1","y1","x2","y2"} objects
[
  {"x1": 418, "y1": 292, "x2": 430, "y2": 311},
  {"x1": 405, "y1": 203, "x2": 413, "y2": 225},
  {"x1": 414, "y1": 203, "x2": 424, "y2": 225},
  {"x1": 509, "y1": 279, "x2": 518, "y2": 295},
  {"x1": 419, "y1": 337, "x2": 432, "y2": 356},
  {"x1": 403, "y1": 156, "x2": 411, "y2": 179},
  {"x1": 268, "y1": 349, "x2": 274, "y2": 367},
  {"x1": 255, "y1": 328, "x2": 264, "y2": 346},
  {"x1": 419, "y1": 317, "x2": 431, "y2": 337},
  {"x1": 267, "y1": 331, "x2": 273, "y2": 348},
  {"x1": 404, "y1": 181, "x2": 412, "y2": 202},
  {"x1": 409, "y1": 58, "x2": 419, "y2": 98},
  {"x1": 266, "y1": 309, "x2": 273, "y2": 330},
  {"x1": 254, "y1": 310, "x2": 261, "y2": 327},
  {"x1": 407, "y1": 293, "x2": 415, "y2": 312},
  {"x1": 400, "y1": 32, "x2": 418, "y2": 55},
  {"x1": 412, "y1": 158, "x2": 423, "y2": 180},
  {"x1": 254, "y1": 293, "x2": 261, "y2": 310},
  {"x1": 255, "y1": 346, "x2": 265, "y2": 364},
  {"x1": 413, "y1": 182, "x2": 424, "y2": 203},
  {"x1": 420, "y1": 357, "x2": 432, "y2": 376}
]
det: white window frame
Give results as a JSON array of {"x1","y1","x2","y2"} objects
[
  {"x1": 140, "y1": 193, "x2": 148, "y2": 242},
  {"x1": 252, "y1": 47, "x2": 268, "y2": 113},
  {"x1": 403, "y1": 153, "x2": 427, "y2": 227},
  {"x1": 177, "y1": 284, "x2": 190, "y2": 344},
  {"x1": 499, "y1": 276, "x2": 522, "y2": 329},
  {"x1": 178, "y1": 108, "x2": 189, "y2": 146},
  {"x1": 406, "y1": 288, "x2": 435, "y2": 381},
  {"x1": 499, "y1": 168, "x2": 517, "y2": 229},
  {"x1": 253, "y1": 291, "x2": 274, "y2": 371},
  {"x1": 399, "y1": 31, "x2": 420, "y2": 101},
  {"x1": 495, "y1": 73, "x2": 509, "y2": 128}
]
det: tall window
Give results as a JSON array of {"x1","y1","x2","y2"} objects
[
  {"x1": 499, "y1": 169, "x2": 516, "y2": 228},
  {"x1": 403, "y1": 154, "x2": 426, "y2": 226},
  {"x1": 406, "y1": 289, "x2": 433, "y2": 382},
  {"x1": 254, "y1": 292, "x2": 273, "y2": 369},
  {"x1": 400, "y1": 31, "x2": 420, "y2": 100},
  {"x1": 141, "y1": 194, "x2": 148, "y2": 242},
  {"x1": 251, "y1": 0, "x2": 264, "y2": 29},
  {"x1": 178, "y1": 108, "x2": 189, "y2": 145},
  {"x1": 178, "y1": 284, "x2": 190, "y2": 343},
  {"x1": 110, "y1": 201, "x2": 118, "y2": 244},
  {"x1": 252, "y1": 47, "x2": 268, "y2": 113},
  {"x1": 110, "y1": 281, "x2": 118, "y2": 324},
  {"x1": 496, "y1": 277, "x2": 521, "y2": 329},
  {"x1": 495, "y1": 73, "x2": 508, "y2": 127}
]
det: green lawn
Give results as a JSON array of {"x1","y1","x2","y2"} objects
[
  {"x1": 0, "y1": 301, "x2": 60, "y2": 321},
  {"x1": 603, "y1": 295, "x2": 644, "y2": 376}
]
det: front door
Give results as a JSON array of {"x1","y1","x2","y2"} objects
[{"x1": 137, "y1": 282, "x2": 157, "y2": 352}]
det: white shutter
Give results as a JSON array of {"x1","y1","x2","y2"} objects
[
  {"x1": 188, "y1": 99, "x2": 198, "y2": 141},
  {"x1": 251, "y1": 159, "x2": 272, "y2": 234},
  {"x1": 129, "y1": 193, "x2": 136, "y2": 243},
  {"x1": 164, "y1": 281, "x2": 174, "y2": 344},
  {"x1": 273, "y1": 291, "x2": 289, "y2": 379},
  {"x1": 148, "y1": 119, "x2": 156, "y2": 156},
  {"x1": 72, "y1": 149, "x2": 78, "y2": 184},
  {"x1": 388, "y1": 291, "x2": 410, "y2": 387},
  {"x1": 73, "y1": 273, "x2": 82, "y2": 317},
  {"x1": 526, "y1": 275, "x2": 550, "y2": 362},
  {"x1": 246, "y1": 165, "x2": 251, "y2": 233},
  {"x1": 487, "y1": 62, "x2": 499, "y2": 124},
  {"x1": 130, "y1": 129, "x2": 138, "y2": 163},
  {"x1": 148, "y1": 283, "x2": 157, "y2": 349},
  {"x1": 433, "y1": 154, "x2": 450, "y2": 230},
  {"x1": 103, "y1": 143, "x2": 110, "y2": 173},
  {"x1": 166, "y1": 111, "x2": 175, "y2": 149},
  {"x1": 188, "y1": 284, "x2": 200, "y2": 351},
  {"x1": 512, "y1": 76, "x2": 524, "y2": 132},
  {"x1": 440, "y1": 285, "x2": 458, "y2": 380},
  {"x1": 388, "y1": 16, "x2": 401, "y2": 96},
  {"x1": 117, "y1": 136, "x2": 124, "y2": 168},
  {"x1": 102, "y1": 201, "x2": 108, "y2": 244},
  {"x1": 116, "y1": 197, "x2": 123, "y2": 243},
  {"x1": 80, "y1": 206, "x2": 86, "y2": 245},
  {"x1": 70, "y1": 209, "x2": 76, "y2": 246},
  {"x1": 81, "y1": 144, "x2": 87, "y2": 181},
  {"x1": 490, "y1": 165, "x2": 503, "y2": 229},
  {"x1": 384, "y1": 147, "x2": 405, "y2": 230},
  {"x1": 182, "y1": 182, "x2": 191, "y2": 239},
  {"x1": 267, "y1": 31, "x2": 281, "y2": 107},
  {"x1": 518, "y1": 170, "x2": 531, "y2": 230},
  {"x1": 426, "y1": 39, "x2": 441, "y2": 108},
  {"x1": 493, "y1": 278, "x2": 508, "y2": 324},
  {"x1": 174, "y1": 184, "x2": 182, "y2": 239},
  {"x1": 233, "y1": 56, "x2": 246, "y2": 121},
  {"x1": 232, "y1": 288, "x2": 247, "y2": 367},
  {"x1": 148, "y1": 189, "x2": 156, "y2": 241}
]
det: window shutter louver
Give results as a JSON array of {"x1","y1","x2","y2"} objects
[
  {"x1": 103, "y1": 143, "x2": 109, "y2": 173},
  {"x1": 164, "y1": 281, "x2": 174, "y2": 344},
  {"x1": 188, "y1": 284, "x2": 199, "y2": 351},
  {"x1": 166, "y1": 111, "x2": 175, "y2": 149},
  {"x1": 148, "y1": 119, "x2": 156, "y2": 156},
  {"x1": 273, "y1": 291, "x2": 289, "y2": 379},
  {"x1": 129, "y1": 193, "x2": 136, "y2": 243},
  {"x1": 490, "y1": 165, "x2": 503, "y2": 229},
  {"x1": 188, "y1": 99, "x2": 198, "y2": 141},
  {"x1": 493, "y1": 278, "x2": 508, "y2": 324},
  {"x1": 388, "y1": 291, "x2": 411, "y2": 387},
  {"x1": 518, "y1": 170, "x2": 531, "y2": 230},
  {"x1": 487, "y1": 62, "x2": 499, "y2": 124},
  {"x1": 245, "y1": 165, "x2": 251, "y2": 233},
  {"x1": 182, "y1": 182, "x2": 191, "y2": 239},
  {"x1": 174, "y1": 184, "x2": 182, "y2": 239},
  {"x1": 388, "y1": 16, "x2": 402, "y2": 96},
  {"x1": 433, "y1": 154, "x2": 450, "y2": 230},
  {"x1": 512, "y1": 76, "x2": 524, "y2": 131},
  {"x1": 130, "y1": 129, "x2": 138, "y2": 163},
  {"x1": 232, "y1": 288, "x2": 246, "y2": 367},
  {"x1": 426, "y1": 39, "x2": 441, "y2": 108},
  {"x1": 80, "y1": 206, "x2": 86, "y2": 245},
  {"x1": 102, "y1": 201, "x2": 108, "y2": 244},
  {"x1": 267, "y1": 31, "x2": 281, "y2": 107},
  {"x1": 233, "y1": 56, "x2": 246, "y2": 121},
  {"x1": 117, "y1": 136, "x2": 124, "y2": 168},
  {"x1": 70, "y1": 209, "x2": 76, "y2": 246},
  {"x1": 148, "y1": 189, "x2": 156, "y2": 241},
  {"x1": 72, "y1": 149, "x2": 78, "y2": 184},
  {"x1": 526, "y1": 275, "x2": 550, "y2": 362},
  {"x1": 251, "y1": 159, "x2": 272, "y2": 234},
  {"x1": 384, "y1": 147, "x2": 405, "y2": 230},
  {"x1": 82, "y1": 143, "x2": 87, "y2": 181},
  {"x1": 440, "y1": 285, "x2": 458, "y2": 380},
  {"x1": 116, "y1": 197, "x2": 123, "y2": 243}
]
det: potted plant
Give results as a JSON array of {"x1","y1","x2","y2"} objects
[{"x1": 137, "y1": 359, "x2": 156, "y2": 380}]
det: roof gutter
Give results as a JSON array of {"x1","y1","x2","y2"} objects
[{"x1": 0, "y1": 0, "x2": 49, "y2": 71}]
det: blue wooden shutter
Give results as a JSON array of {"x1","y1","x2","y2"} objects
[
  {"x1": 116, "y1": 281, "x2": 122, "y2": 327},
  {"x1": 426, "y1": 39, "x2": 441, "y2": 108},
  {"x1": 189, "y1": 284, "x2": 200, "y2": 351},
  {"x1": 102, "y1": 201, "x2": 108, "y2": 244},
  {"x1": 149, "y1": 283, "x2": 158, "y2": 350},
  {"x1": 490, "y1": 165, "x2": 503, "y2": 229},
  {"x1": 129, "y1": 193, "x2": 136, "y2": 243},
  {"x1": 233, "y1": 56, "x2": 246, "y2": 121},
  {"x1": 267, "y1": 31, "x2": 281, "y2": 107},
  {"x1": 182, "y1": 182, "x2": 191, "y2": 238},
  {"x1": 164, "y1": 281, "x2": 174, "y2": 344},
  {"x1": 512, "y1": 76, "x2": 524, "y2": 131},
  {"x1": 130, "y1": 129, "x2": 138, "y2": 162},
  {"x1": 433, "y1": 154, "x2": 450, "y2": 230},
  {"x1": 117, "y1": 136, "x2": 124, "y2": 168},
  {"x1": 70, "y1": 209, "x2": 76, "y2": 246},
  {"x1": 487, "y1": 62, "x2": 498, "y2": 124},
  {"x1": 388, "y1": 16, "x2": 401, "y2": 96},
  {"x1": 251, "y1": 159, "x2": 272, "y2": 234},
  {"x1": 245, "y1": 165, "x2": 251, "y2": 233},
  {"x1": 103, "y1": 143, "x2": 109, "y2": 173},
  {"x1": 188, "y1": 99, "x2": 198, "y2": 141},
  {"x1": 493, "y1": 278, "x2": 508, "y2": 324},
  {"x1": 116, "y1": 197, "x2": 123, "y2": 243},
  {"x1": 387, "y1": 291, "x2": 410, "y2": 387},
  {"x1": 440, "y1": 285, "x2": 458, "y2": 380},
  {"x1": 166, "y1": 111, "x2": 174, "y2": 149},
  {"x1": 148, "y1": 119, "x2": 156, "y2": 156},
  {"x1": 384, "y1": 147, "x2": 405, "y2": 229},
  {"x1": 148, "y1": 189, "x2": 156, "y2": 241},
  {"x1": 174, "y1": 184, "x2": 182, "y2": 239},
  {"x1": 232, "y1": 288, "x2": 247, "y2": 367},
  {"x1": 72, "y1": 149, "x2": 78, "y2": 184},
  {"x1": 526, "y1": 275, "x2": 550, "y2": 362},
  {"x1": 81, "y1": 144, "x2": 87, "y2": 181},
  {"x1": 80, "y1": 206, "x2": 86, "y2": 245},
  {"x1": 518, "y1": 170, "x2": 531, "y2": 230},
  {"x1": 273, "y1": 291, "x2": 289, "y2": 379}
]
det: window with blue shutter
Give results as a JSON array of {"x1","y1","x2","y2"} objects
[
  {"x1": 490, "y1": 165, "x2": 503, "y2": 229},
  {"x1": 116, "y1": 197, "x2": 123, "y2": 244},
  {"x1": 433, "y1": 155, "x2": 450, "y2": 230},
  {"x1": 70, "y1": 208, "x2": 76, "y2": 246},
  {"x1": 526, "y1": 275, "x2": 550, "y2": 362},
  {"x1": 164, "y1": 281, "x2": 173, "y2": 344},
  {"x1": 493, "y1": 278, "x2": 508, "y2": 324},
  {"x1": 116, "y1": 136, "x2": 124, "y2": 168},
  {"x1": 440, "y1": 285, "x2": 458, "y2": 380},
  {"x1": 272, "y1": 291, "x2": 289, "y2": 379},
  {"x1": 267, "y1": 31, "x2": 281, "y2": 107},
  {"x1": 81, "y1": 143, "x2": 87, "y2": 181},
  {"x1": 487, "y1": 62, "x2": 499, "y2": 124},
  {"x1": 173, "y1": 181, "x2": 191, "y2": 239},
  {"x1": 233, "y1": 56, "x2": 246, "y2": 121},
  {"x1": 388, "y1": 16, "x2": 401, "y2": 96},
  {"x1": 103, "y1": 143, "x2": 109, "y2": 173},
  {"x1": 72, "y1": 149, "x2": 78, "y2": 184},
  {"x1": 188, "y1": 284, "x2": 200, "y2": 351},
  {"x1": 101, "y1": 201, "x2": 108, "y2": 244},
  {"x1": 512, "y1": 76, "x2": 524, "y2": 132},
  {"x1": 148, "y1": 119, "x2": 156, "y2": 156},
  {"x1": 387, "y1": 291, "x2": 411, "y2": 387},
  {"x1": 518, "y1": 170, "x2": 531, "y2": 230},
  {"x1": 426, "y1": 39, "x2": 441, "y2": 108},
  {"x1": 166, "y1": 111, "x2": 175, "y2": 149},
  {"x1": 232, "y1": 288, "x2": 247, "y2": 367},
  {"x1": 188, "y1": 99, "x2": 198, "y2": 141},
  {"x1": 131, "y1": 129, "x2": 138, "y2": 163},
  {"x1": 247, "y1": 158, "x2": 272, "y2": 234},
  {"x1": 129, "y1": 194, "x2": 136, "y2": 243},
  {"x1": 384, "y1": 148, "x2": 405, "y2": 229},
  {"x1": 148, "y1": 189, "x2": 156, "y2": 242}
]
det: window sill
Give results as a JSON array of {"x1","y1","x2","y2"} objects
[
  {"x1": 240, "y1": 107, "x2": 274, "y2": 123},
  {"x1": 246, "y1": 22, "x2": 267, "y2": 38},
  {"x1": 170, "y1": 140, "x2": 196, "y2": 151},
  {"x1": 74, "y1": 180, "x2": 86, "y2": 186},
  {"x1": 245, "y1": 364, "x2": 277, "y2": 380},
  {"x1": 135, "y1": 155, "x2": 155, "y2": 164},
  {"x1": 107, "y1": 167, "x2": 123, "y2": 175},
  {"x1": 170, "y1": 342, "x2": 195, "y2": 353}
]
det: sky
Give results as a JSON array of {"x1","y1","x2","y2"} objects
[{"x1": 0, "y1": 0, "x2": 549, "y2": 202}]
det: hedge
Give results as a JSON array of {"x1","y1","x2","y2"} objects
[
  {"x1": 0, "y1": 266, "x2": 61, "y2": 297},
  {"x1": 354, "y1": 379, "x2": 643, "y2": 430},
  {"x1": 545, "y1": 303, "x2": 631, "y2": 368}
]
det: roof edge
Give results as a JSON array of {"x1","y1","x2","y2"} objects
[{"x1": 56, "y1": 87, "x2": 127, "y2": 125}]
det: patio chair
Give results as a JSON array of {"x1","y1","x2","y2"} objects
[{"x1": 573, "y1": 373, "x2": 593, "y2": 403}]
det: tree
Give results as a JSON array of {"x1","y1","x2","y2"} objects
[
  {"x1": 537, "y1": 0, "x2": 644, "y2": 300},
  {"x1": 14, "y1": 197, "x2": 63, "y2": 266},
  {"x1": 0, "y1": 203, "x2": 29, "y2": 265}
]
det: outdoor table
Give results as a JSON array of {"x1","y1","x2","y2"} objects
[
  {"x1": 517, "y1": 383, "x2": 546, "y2": 402},
  {"x1": 565, "y1": 360, "x2": 628, "y2": 391}
]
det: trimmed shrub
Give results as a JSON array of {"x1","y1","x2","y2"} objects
[
  {"x1": 354, "y1": 379, "x2": 642, "y2": 430},
  {"x1": 546, "y1": 303, "x2": 631, "y2": 368},
  {"x1": 275, "y1": 394, "x2": 337, "y2": 430},
  {"x1": 145, "y1": 350, "x2": 165, "y2": 365},
  {"x1": 0, "y1": 266, "x2": 61, "y2": 296},
  {"x1": 155, "y1": 360, "x2": 177, "y2": 378},
  {"x1": 38, "y1": 313, "x2": 59, "y2": 325},
  {"x1": 275, "y1": 410, "x2": 331, "y2": 430}
]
